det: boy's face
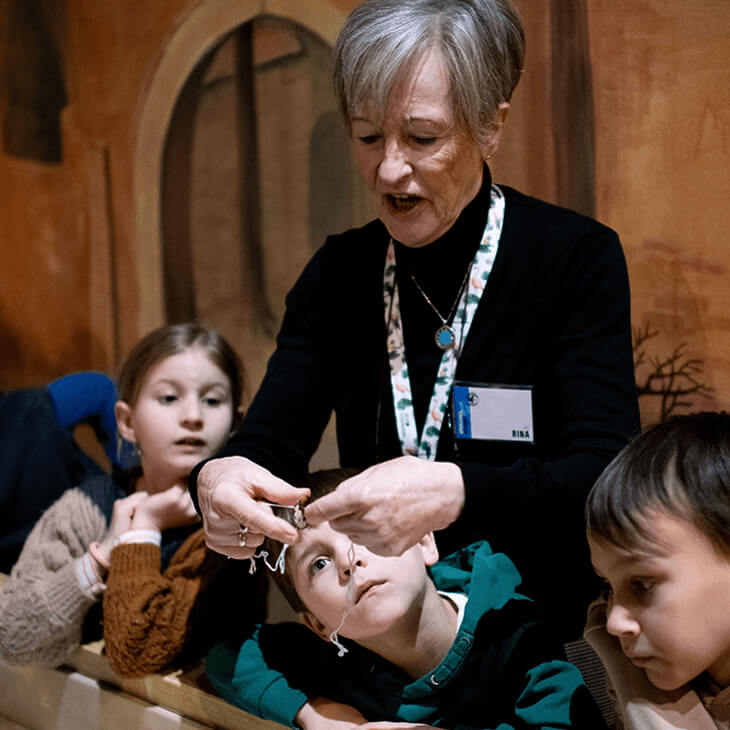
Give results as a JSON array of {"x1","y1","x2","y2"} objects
[
  {"x1": 589, "y1": 510, "x2": 730, "y2": 690},
  {"x1": 287, "y1": 520, "x2": 439, "y2": 645}
]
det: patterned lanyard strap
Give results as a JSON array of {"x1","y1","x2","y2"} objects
[{"x1": 383, "y1": 184, "x2": 505, "y2": 459}]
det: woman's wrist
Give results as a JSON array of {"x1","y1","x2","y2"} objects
[{"x1": 433, "y1": 461, "x2": 466, "y2": 530}]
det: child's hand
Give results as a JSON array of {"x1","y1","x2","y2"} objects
[
  {"x1": 129, "y1": 485, "x2": 200, "y2": 533},
  {"x1": 98, "y1": 491, "x2": 150, "y2": 562},
  {"x1": 295, "y1": 698, "x2": 368, "y2": 730}
]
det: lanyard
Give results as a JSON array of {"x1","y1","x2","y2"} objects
[{"x1": 383, "y1": 184, "x2": 505, "y2": 459}]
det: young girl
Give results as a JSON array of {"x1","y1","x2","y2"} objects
[{"x1": 0, "y1": 323, "x2": 266, "y2": 677}]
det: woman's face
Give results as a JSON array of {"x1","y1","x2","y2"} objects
[{"x1": 350, "y1": 48, "x2": 486, "y2": 248}]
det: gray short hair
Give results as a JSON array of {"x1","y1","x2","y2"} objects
[{"x1": 333, "y1": 0, "x2": 525, "y2": 148}]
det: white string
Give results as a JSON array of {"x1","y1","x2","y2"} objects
[
  {"x1": 248, "y1": 544, "x2": 289, "y2": 575},
  {"x1": 247, "y1": 537, "x2": 357, "y2": 659},
  {"x1": 328, "y1": 541, "x2": 356, "y2": 657},
  {"x1": 243, "y1": 500, "x2": 305, "y2": 574}
]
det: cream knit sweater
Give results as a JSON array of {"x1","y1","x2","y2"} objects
[
  {"x1": 0, "y1": 475, "x2": 117, "y2": 666},
  {"x1": 0, "y1": 473, "x2": 266, "y2": 676}
]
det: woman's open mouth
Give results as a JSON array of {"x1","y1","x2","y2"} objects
[{"x1": 386, "y1": 193, "x2": 421, "y2": 212}]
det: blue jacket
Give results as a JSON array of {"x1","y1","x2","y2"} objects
[
  {"x1": 207, "y1": 541, "x2": 605, "y2": 729},
  {"x1": 0, "y1": 376, "x2": 114, "y2": 572}
]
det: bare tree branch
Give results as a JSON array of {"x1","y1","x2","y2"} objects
[{"x1": 633, "y1": 326, "x2": 713, "y2": 421}]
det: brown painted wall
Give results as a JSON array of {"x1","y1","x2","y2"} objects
[
  {"x1": 588, "y1": 0, "x2": 730, "y2": 423},
  {"x1": 1, "y1": 0, "x2": 195, "y2": 383},
  {"x1": 1, "y1": 0, "x2": 728, "y2": 429}
]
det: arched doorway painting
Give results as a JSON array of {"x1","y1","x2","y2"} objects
[
  {"x1": 160, "y1": 15, "x2": 370, "y2": 377},
  {"x1": 134, "y1": 2, "x2": 372, "y2": 466}
]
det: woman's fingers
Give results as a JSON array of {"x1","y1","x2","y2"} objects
[
  {"x1": 303, "y1": 484, "x2": 360, "y2": 527},
  {"x1": 303, "y1": 457, "x2": 465, "y2": 556},
  {"x1": 208, "y1": 482, "x2": 301, "y2": 543},
  {"x1": 214, "y1": 521, "x2": 266, "y2": 559},
  {"x1": 197, "y1": 456, "x2": 309, "y2": 557},
  {"x1": 199, "y1": 456, "x2": 308, "y2": 507},
  {"x1": 245, "y1": 465, "x2": 311, "y2": 507}
]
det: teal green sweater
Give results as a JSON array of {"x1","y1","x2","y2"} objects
[{"x1": 207, "y1": 542, "x2": 604, "y2": 729}]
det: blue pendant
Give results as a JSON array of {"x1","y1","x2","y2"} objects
[{"x1": 435, "y1": 325, "x2": 456, "y2": 350}]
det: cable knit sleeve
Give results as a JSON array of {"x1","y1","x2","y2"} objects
[
  {"x1": 0, "y1": 481, "x2": 110, "y2": 666},
  {"x1": 103, "y1": 529, "x2": 225, "y2": 677}
]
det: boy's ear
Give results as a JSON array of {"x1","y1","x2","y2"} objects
[
  {"x1": 418, "y1": 532, "x2": 439, "y2": 567},
  {"x1": 114, "y1": 401, "x2": 136, "y2": 445},
  {"x1": 300, "y1": 611, "x2": 331, "y2": 642}
]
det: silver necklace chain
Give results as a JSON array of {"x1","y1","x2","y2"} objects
[
  {"x1": 408, "y1": 266, "x2": 470, "y2": 325},
  {"x1": 408, "y1": 264, "x2": 472, "y2": 350}
]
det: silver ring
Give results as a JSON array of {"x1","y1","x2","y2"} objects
[{"x1": 238, "y1": 526, "x2": 249, "y2": 548}]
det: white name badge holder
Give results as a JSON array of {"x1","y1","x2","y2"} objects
[{"x1": 452, "y1": 381, "x2": 534, "y2": 443}]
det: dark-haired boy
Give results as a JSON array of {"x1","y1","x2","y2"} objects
[
  {"x1": 585, "y1": 411, "x2": 730, "y2": 729},
  {"x1": 208, "y1": 469, "x2": 605, "y2": 729}
]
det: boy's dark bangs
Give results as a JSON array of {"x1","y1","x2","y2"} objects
[
  {"x1": 585, "y1": 441, "x2": 682, "y2": 552},
  {"x1": 586, "y1": 472, "x2": 665, "y2": 553}
]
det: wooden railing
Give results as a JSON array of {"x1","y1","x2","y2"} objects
[{"x1": 0, "y1": 573, "x2": 282, "y2": 729}]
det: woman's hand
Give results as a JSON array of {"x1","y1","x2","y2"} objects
[
  {"x1": 129, "y1": 485, "x2": 200, "y2": 532},
  {"x1": 197, "y1": 456, "x2": 310, "y2": 559},
  {"x1": 98, "y1": 491, "x2": 150, "y2": 563},
  {"x1": 304, "y1": 456, "x2": 465, "y2": 556},
  {"x1": 295, "y1": 698, "x2": 368, "y2": 730}
]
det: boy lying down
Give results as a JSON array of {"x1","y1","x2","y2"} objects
[{"x1": 206, "y1": 468, "x2": 605, "y2": 729}]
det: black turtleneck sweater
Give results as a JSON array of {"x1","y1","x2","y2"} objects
[{"x1": 197, "y1": 169, "x2": 639, "y2": 639}]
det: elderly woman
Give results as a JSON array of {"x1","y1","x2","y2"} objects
[{"x1": 191, "y1": 0, "x2": 638, "y2": 640}]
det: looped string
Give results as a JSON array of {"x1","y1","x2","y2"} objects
[
  {"x1": 328, "y1": 541, "x2": 357, "y2": 657},
  {"x1": 248, "y1": 544, "x2": 289, "y2": 575},
  {"x1": 246, "y1": 539, "x2": 357, "y2": 658}
]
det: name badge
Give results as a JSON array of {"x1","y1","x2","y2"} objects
[{"x1": 452, "y1": 382, "x2": 534, "y2": 443}]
